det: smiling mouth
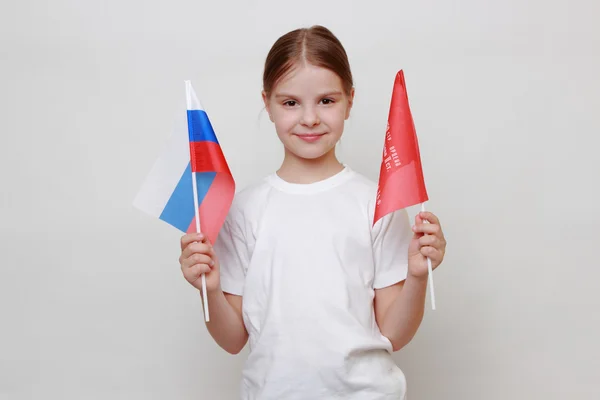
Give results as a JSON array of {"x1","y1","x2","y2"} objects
[
  {"x1": 295, "y1": 133, "x2": 326, "y2": 143},
  {"x1": 295, "y1": 133, "x2": 325, "y2": 139}
]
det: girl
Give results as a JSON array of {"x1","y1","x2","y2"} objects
[{"x1": 179, "y1": 25, "x2": 447, "y2": 400}]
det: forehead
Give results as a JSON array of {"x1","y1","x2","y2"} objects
[{"x1": 274, "y1": 63, "x2": 344, "y2": 96}]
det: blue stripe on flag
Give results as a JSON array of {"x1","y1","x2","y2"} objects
[
  {"x1": 187, "y1": 110, "x2": 219, "y2": 143},
  {"x1": 159, "y1": 162, "x2": 216, "y2": 232}
]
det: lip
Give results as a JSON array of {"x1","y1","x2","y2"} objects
[{"x1": 295, "y1": 133, "x2": 326, "y2": 143}]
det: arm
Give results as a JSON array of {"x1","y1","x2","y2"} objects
[
  {"x1": 203, "y1": 290, "x2": 248, "y2": 354},
  {"x1": 374, "y1": 211, "x2": 446, "y2": 352},
  {"x1": 374, "y1": 275, "x2": 427, "y2": 352},
  {"x1": 180, "y1": 233, "x2": 248, "y2": 355}
]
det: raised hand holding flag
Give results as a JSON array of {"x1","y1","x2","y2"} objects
[
  {"x1": 133, "y1": 81, "x2": 235, "y2": 321},
  {"x1": 185, "y1": 81, "x2": 235, "y2": 320}
]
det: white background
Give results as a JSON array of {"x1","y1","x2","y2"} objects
[{"x1": 1, "y1": 0, "x2": 599, "y2": 399}]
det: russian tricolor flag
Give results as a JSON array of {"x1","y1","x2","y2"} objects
[{"x1": 133, "y1": 81, "x2": 235, "y2": 246}]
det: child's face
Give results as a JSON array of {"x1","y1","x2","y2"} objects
[{"x1": 263, "y1": 63, "x2": 354, "y2": 162}]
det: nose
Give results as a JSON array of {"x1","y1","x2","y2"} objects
[{"x1": 300, "y1": 106, "x2": 320, "y2": 127}]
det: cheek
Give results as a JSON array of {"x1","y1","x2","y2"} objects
[
  {"x1": 323, "y1": 108, "x2": 347, "y2": 130},
  {"x1": 273, "y1": 111, "x2": 298, "y2": 132}
]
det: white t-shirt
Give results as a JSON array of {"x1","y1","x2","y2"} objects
[{"x1": 213, "y1": 165, "x2": 412, "y2": 400}]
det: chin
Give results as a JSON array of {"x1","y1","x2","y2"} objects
[{"x1": 286, "y1": 145, "x2": 336, "y2": 161}]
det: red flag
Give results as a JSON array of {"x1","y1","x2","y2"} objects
[{"x1": 373, "y1": 70, "x2": 428, "y2": 226}]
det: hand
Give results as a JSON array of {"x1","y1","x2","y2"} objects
[
  {"x1": 407, "y1": 211, "x2": 447, "y2": 279},
  {"x1": 179, "y1": 233, "x2": 220, "y2": 293}
]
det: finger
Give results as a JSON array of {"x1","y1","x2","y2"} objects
[
  {"x1": 420, "y1": 246, "x2": 442, "y2": 262},
  {"x1": 183, "y1": 253, "x2": 215, "y2": 270},
  {"x1": 185, "y1": 264, "x2": 212, "y2": 281},
  {"x1": 412, "y1": 215, "x2": 425, "y2": 239},
  {"x1": 180, "y1": 233, "x2": 203, "y2": 251},
  {"x1": 418, "y1": 211, "x2": 440, "y2": 226},
  {"x1": 412, "y1": 223, "x2": 441, "y2": 235},
  {"x1": 194, "y1": 242, "x2": 216, "y2": 261},
  {"x1": 418, "y1": 235, "x2": 440, "y2": 248},
  {"x1": 414, "y1": 214, "x2": 423, "y2": 225},
  {"x1": 181, "y1": 241, "x2": 213, "y2": 259},
  {"x1": 182, "y1": 242, "x2": 211, "y2": 259},
  {"x1": 180, "y1": 232, "x2": 206, "y2": 251}
]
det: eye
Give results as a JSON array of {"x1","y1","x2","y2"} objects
[
  {"x1": 321, "y1": 98, "x2": 334, "y2": 105},
  {"x1": 283, "y1": 100, "x2": 297, "y2": 107}
]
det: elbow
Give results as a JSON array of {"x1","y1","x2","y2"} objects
[
  {"x1": 225, "y1": 344, "x2": 244, "y2": 355},
  {"x1": 223, "y1": 336, "x2": 248, "y2": 355},
  {"x1": 225, "y1": 347, "x2": 242, "y2": 355},
  {"x1": 387, "y1": 335, "x2": 413, "y2": 353},
  {"x1": 391, "y1": 340, "x2": 406, "y2": 352}
]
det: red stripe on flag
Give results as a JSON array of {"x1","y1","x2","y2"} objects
[
  {"x1": 189, "y1": 141, "x2": 231, "y2": 174},
  {"x1": 374, "y1": 70, "x2": 428, "y2": 226},
  {"x1": 186, "y1": 172, "x2": 235, "y2": 245}
]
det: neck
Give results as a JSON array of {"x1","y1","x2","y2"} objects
[{"x1": 277, "y1": 148, "x2": 344, "y2": 184}]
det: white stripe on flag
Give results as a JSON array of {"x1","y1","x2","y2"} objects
[
  {"x1": 132, "y1": 109, "x2": 189, "y2": 219},
  {"x1": 185, "y1": 80, "x2": 205, "y2": 111}
]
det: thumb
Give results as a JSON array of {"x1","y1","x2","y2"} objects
[{"x1": 412, "y1": 213, "x2": 424, "y2": 239}]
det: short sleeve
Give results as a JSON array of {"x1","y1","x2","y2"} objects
[
  {"x1": 213, "y1": 201, "x2": 250, "y2": 296},
  {"x1": 371, "y1": 208, "x2": 413, "y2": 289}
]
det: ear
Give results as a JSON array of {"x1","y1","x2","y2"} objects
[
  {"x1": 262, "y1": 90, "x2": 273, "y2": 122},
  {"x1": 345, "y1": 87, "x2": 355, "y2": 120}
]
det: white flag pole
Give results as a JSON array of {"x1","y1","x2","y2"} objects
[
  {"x1": 192, "y1": 173, "x2": 209, "y2": 322},
  {"x1": 186, "y1": 80, "x2": 210, "y2": 322},
  {"x1": 421, "y1": 203, "x2": 436, "y2": 310}
]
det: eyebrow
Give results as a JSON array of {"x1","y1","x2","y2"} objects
[{"x1": 274, "y1": 91, "x2": 343, "y2": 99}]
